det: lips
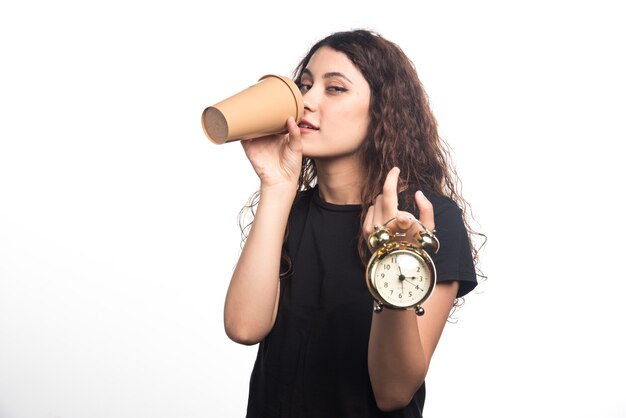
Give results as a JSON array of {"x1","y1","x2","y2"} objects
[{"x1": 298, "y1": 119, "x2": 319, "y2": 130}]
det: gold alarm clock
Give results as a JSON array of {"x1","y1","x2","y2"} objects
[{"x1": 366, "y1": 222, "x2": 439, "y2": 316}]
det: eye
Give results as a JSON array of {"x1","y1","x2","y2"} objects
[
  {"x1": 327, "y1": 85, "x2": 348, "y2": 93},
  {"x1": 297, "y1": 82, "x2": 312, "y2": 93}
]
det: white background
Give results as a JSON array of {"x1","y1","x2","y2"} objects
[{"x1": 1, "y1": 1, "x2": 625, "y2": 417}]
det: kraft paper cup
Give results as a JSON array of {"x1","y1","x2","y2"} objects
[{"x1": 201, "y1": 74, "x2": 304, "y2": 144}]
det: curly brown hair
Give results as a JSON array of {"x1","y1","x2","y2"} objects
[{"x1": 239, "y1": 29, "x2": 485, "y2": 295}]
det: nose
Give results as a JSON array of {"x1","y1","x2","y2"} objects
[
  {"x1": 302, "y1": 87, "x2": 319, "y2": 112},
  {"x1": 303, "y1": 96, "x2": 316, "y2": 112}
]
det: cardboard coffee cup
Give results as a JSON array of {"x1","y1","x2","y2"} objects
[{"x1": 201, "y1": 74, "x2": 304, "y2": 144}]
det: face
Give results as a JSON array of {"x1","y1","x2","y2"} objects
[{"x1": 297, "y1": 46, "x2": 371, "y2": 160}]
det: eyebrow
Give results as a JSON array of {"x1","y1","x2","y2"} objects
[{"x1": 302, "y1": 68, "x2": 353, "y2": 84}]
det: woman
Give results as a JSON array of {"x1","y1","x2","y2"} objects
[{"x1": 224, "y1": 29, "x2": 480, "y2": 417}]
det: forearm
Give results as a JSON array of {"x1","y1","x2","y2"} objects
[
  {"x1": 368, "y1": 309, "x2": 427, "y2": 411},
  {"x1": 224, "y1": 186, "x2": 296, "y2": 344},
  {"x1": 367, "y1": 281, "x2": 459, "y2": 411}
]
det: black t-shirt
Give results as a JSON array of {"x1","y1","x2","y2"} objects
[{"x1": 246, "y1": 186, "x2": 477, "y2": 418}]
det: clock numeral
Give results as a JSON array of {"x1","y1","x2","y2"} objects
[{"x1": 384, "y1": 264, "x2": 391, "y2": 270}]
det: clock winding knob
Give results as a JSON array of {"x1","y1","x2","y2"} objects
[
  {"x1": 368, "y1": 227, "x2": 392, "y2": 250},
  {"x1": 418, "y1": 230, "x2": 440, "y2": 254}
]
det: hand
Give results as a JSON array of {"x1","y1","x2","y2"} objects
[
  {"x1": 362, "y1": 167, "x2": 435, "y2": 244},
  {"x1": 241, "y1": 117, "x2": 302, "y2": 191}
]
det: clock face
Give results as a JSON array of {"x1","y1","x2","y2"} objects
[{"x1": 370, "y1": 248, "x2": 434, "y2": 308}]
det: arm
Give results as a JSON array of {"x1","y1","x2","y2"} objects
[
  {"x1": 223, "y1": 118, "x2": 302, "y2": 345},
  {"x1": 368, "y1": 282, "x2": 458, "y2": 411},
  {"x1": 364, "y1": 168, "x2": 459, "y2": 411}
]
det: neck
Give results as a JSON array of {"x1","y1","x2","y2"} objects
[{"x1": 314, "y1": 156, "x2": 365, "y2": 205}]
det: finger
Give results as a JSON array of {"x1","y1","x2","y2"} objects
[
  {"x1": 241, "y1": 136, "x2": 252, "y2": 151},
  {"x1": 415, "y1": 190, "x2": 435, "y2": 231},
  {"x1": 286, "y1": 117, "x2": 302, "y2": 153},
  {"x1": 395, "y1": 211, "x2": 426, "y2": 242},
  {"x1": 363, "y1": 203, "x2": 376, "y2": 236},
  {"x1": 381, "y1": 167, "x2": 400, "y2": 224},
  {"x1": 395, "y1": 210, "x2": 416, "y2": 231},
  {"x1": 371, "y1": 194, "x2": 384, "y2": 227}
]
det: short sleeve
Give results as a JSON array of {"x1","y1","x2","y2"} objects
[{"x1": 400, "y1": 189, "x2": 477, "y2": 298}]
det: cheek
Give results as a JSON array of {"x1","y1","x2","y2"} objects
[
  {"x1": 353, "y1": 103, "x2": 371, "y2": 138},
  {"x1": 353, "y1": 97, "x2": 371, "y2": 124},
  {"x1": 336, "y1": 100, "x2": 370, "y2": 127}
]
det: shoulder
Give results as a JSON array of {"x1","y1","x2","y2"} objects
[
  {"x1": 400, "y1": 187, "x2": 477, "y2": 297},
  {"x1": 399, "y1": 187, "x2": 463, "y2": 225},
  {"x1": 425, "y1": 191, "x2": 461, "y2": 218},
  {"x1": 409, "y1": 189, "x2": 467, "y2": 246},
  {"x1": 291, "y1": 186, "x2": 317, "y2": 213},
  {"x1": 286, "y1": 186, "x2": 317, "y2": 229},
  {"x1": 426, "y1": 193, "x2": 466, "y2": 237}
]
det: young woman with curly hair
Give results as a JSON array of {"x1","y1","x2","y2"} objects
[{"x1": 223, "y1": 29, "x2": 482, "y2": 417}]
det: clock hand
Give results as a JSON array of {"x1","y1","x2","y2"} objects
[
  {"x1": 397, "y1": 266, "x2": 406, "y2": 292},
  {"x1": 404, "y1": 280, "x2": 422, "y2": 291}
]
